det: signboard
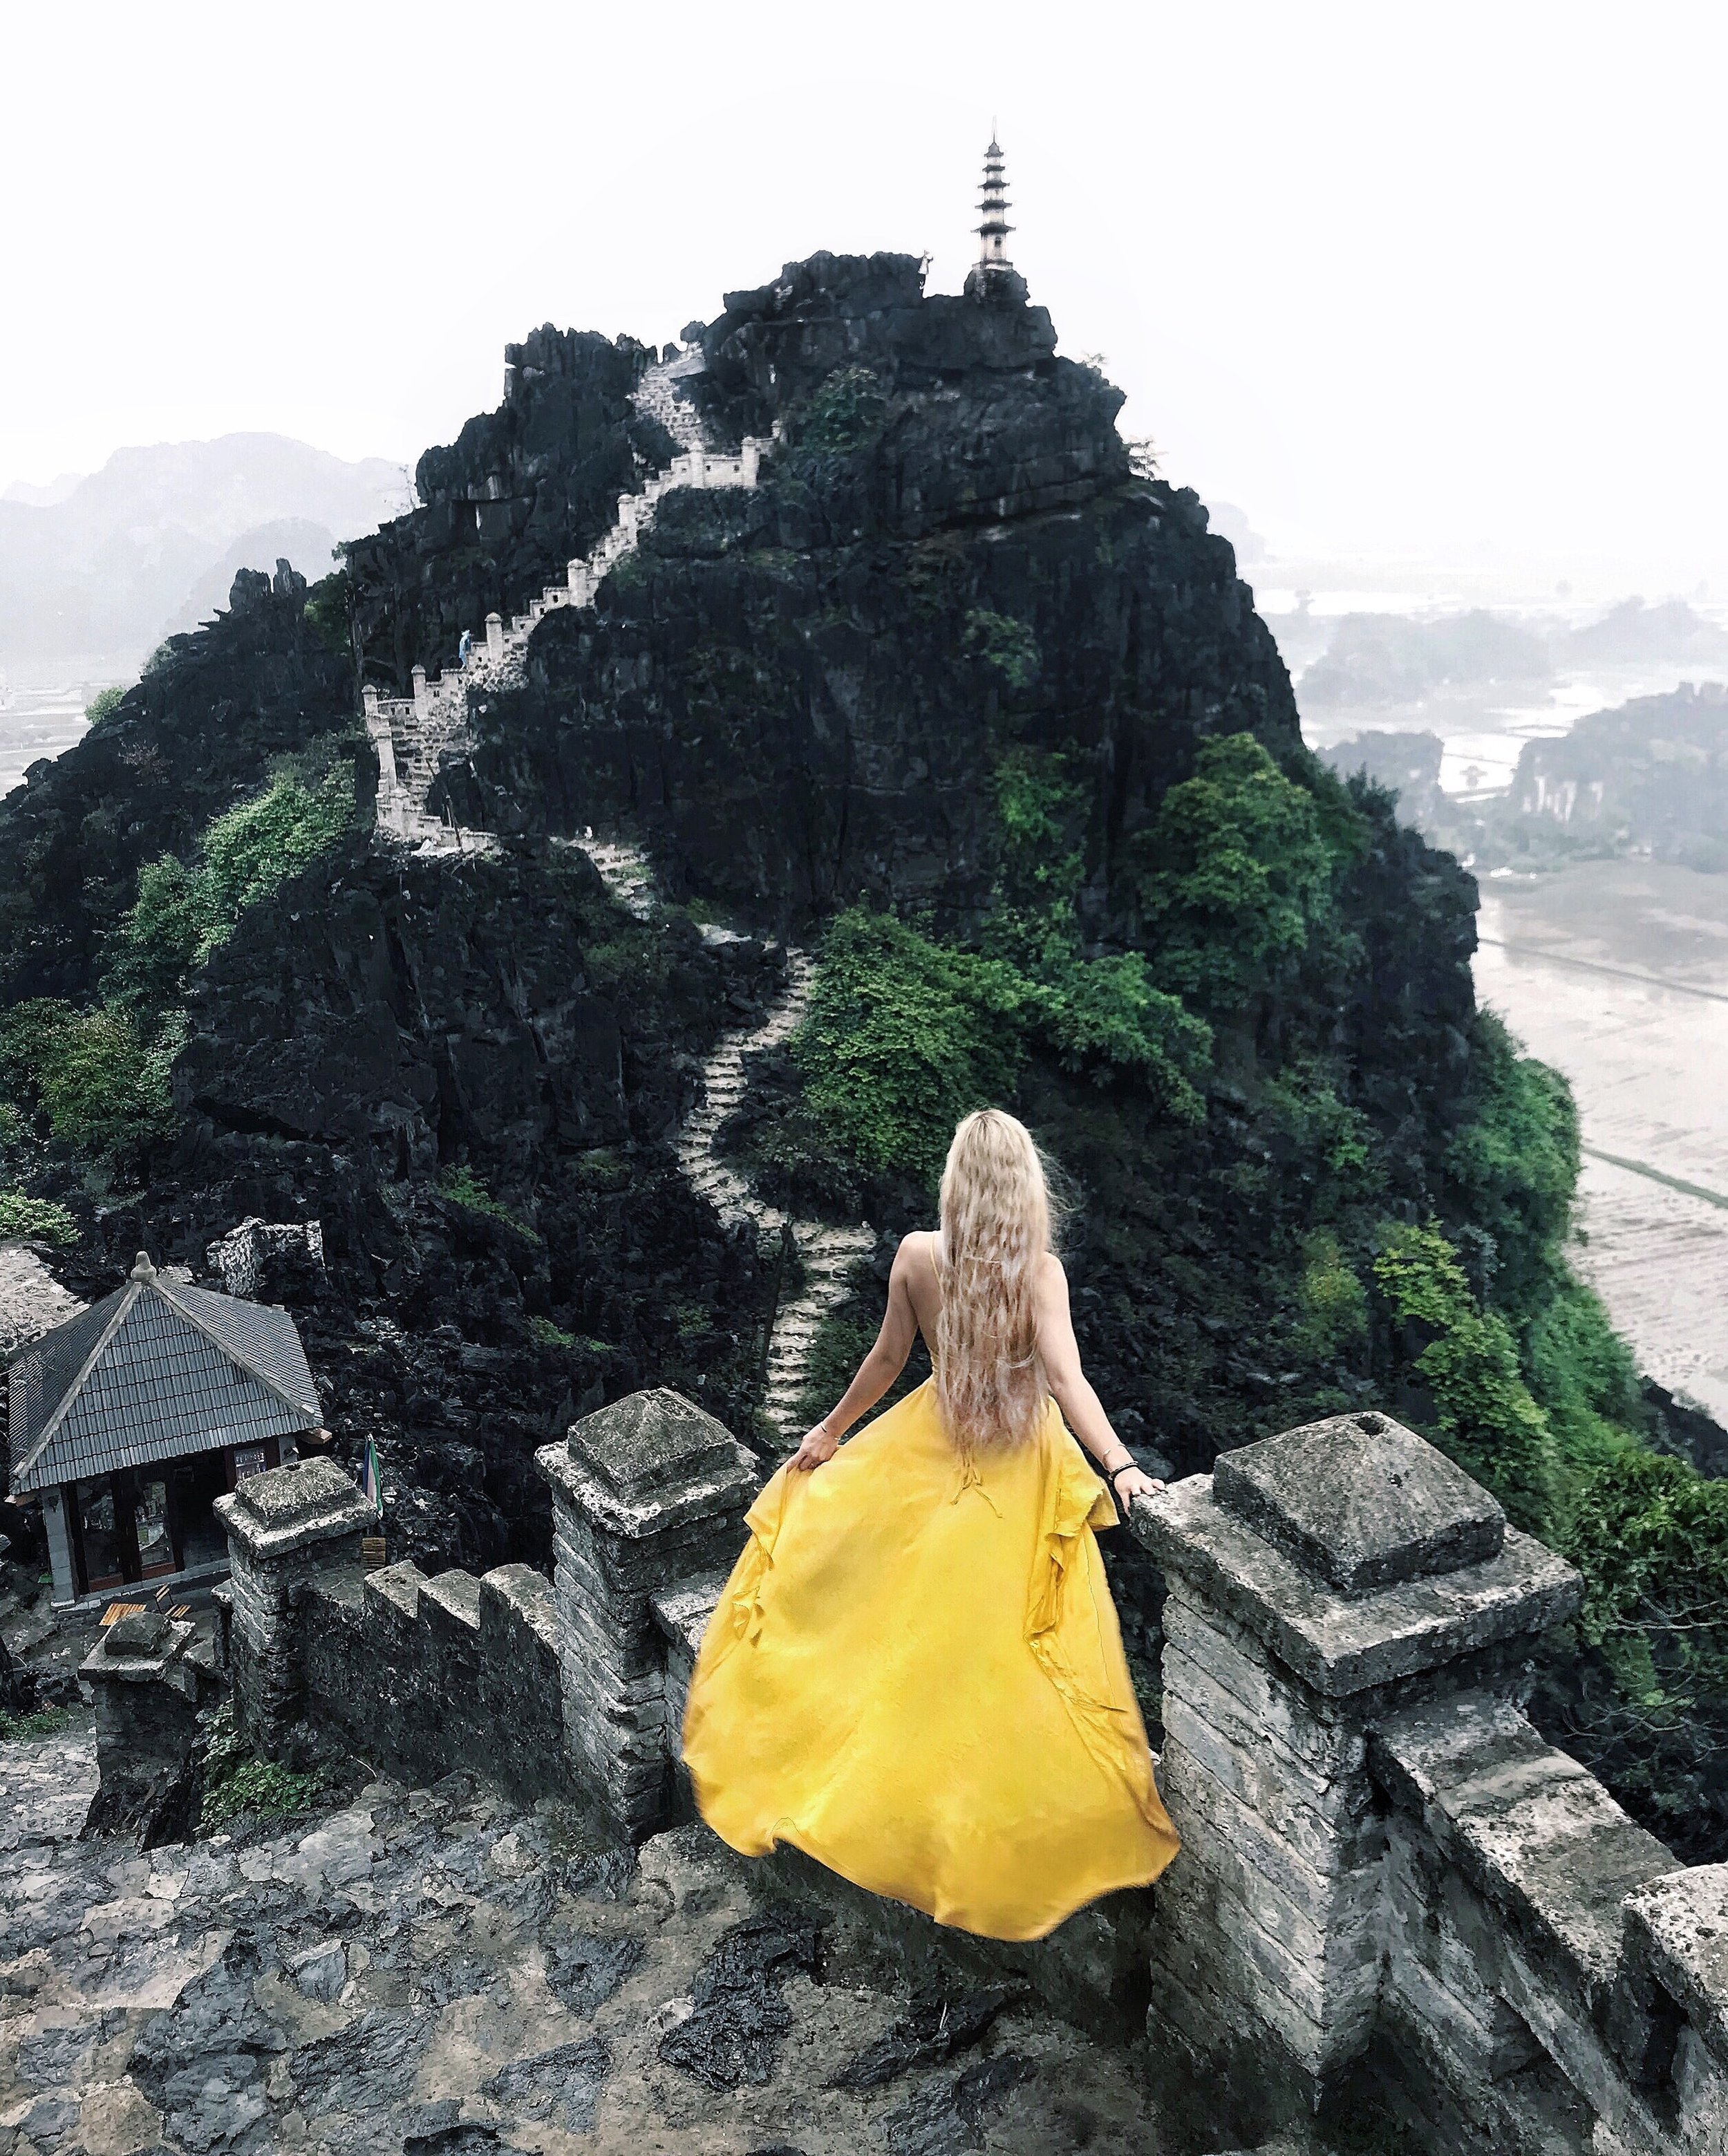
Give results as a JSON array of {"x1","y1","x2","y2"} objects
[{"x1": 232, "y1": 1445, "x2": 268, "y2": 1482}]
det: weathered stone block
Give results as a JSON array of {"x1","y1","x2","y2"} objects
[
  {"x1": 1213, "y1": 1410, "x2": 1505, "y2": 1595},
  {"x1": 1134, "y1": 1473, "x2": 1579, "y2": 1700},
  {"x1": 1624, "y1": 1865, "x2": 1728, "y2": 2072},
  {"x1": 1372, "y1": 1694, "x2": 1679, "y2": 2016}
]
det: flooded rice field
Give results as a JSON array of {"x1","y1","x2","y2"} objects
[{"x1": 1474, "y1": 861, "x2": 1728, "y2": 1425}]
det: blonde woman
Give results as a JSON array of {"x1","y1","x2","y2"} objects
[{"x1": 682, "y1": 1108, "x2": 1179, "y2": 1942}]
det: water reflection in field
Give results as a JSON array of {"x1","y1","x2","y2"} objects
[{"x1": 1474, "y1": 861, "x2": 1728, "y2": 1425}]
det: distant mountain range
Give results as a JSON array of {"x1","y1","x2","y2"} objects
[
  {"x1": 1299, "y1": 599, "x2": 1728, "y2": 711},
  {"x1": 0, "y1": 434, "x2": 411, "y2": 663}
]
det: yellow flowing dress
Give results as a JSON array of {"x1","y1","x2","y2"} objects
[{"x1": 682, "y1": 1378, "x2": 1180, "y2": 1942}]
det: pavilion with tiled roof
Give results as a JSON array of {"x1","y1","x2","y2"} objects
[{"x1": 8, "y1": 1251, "x2": 320, "y2": 1605}]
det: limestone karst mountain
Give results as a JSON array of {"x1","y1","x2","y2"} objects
[{"x1": 2, "y1": 250, "x2": 1723, "y2": 1866}]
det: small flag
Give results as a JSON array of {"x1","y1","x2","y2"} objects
[{"x1": 361, "y1": 1437, "x2": 384, "y2": 1517}]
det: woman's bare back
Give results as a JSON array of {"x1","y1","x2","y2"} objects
[{"x1": 793, "y1": 1230, "x2": 1163, "y2": 1503}]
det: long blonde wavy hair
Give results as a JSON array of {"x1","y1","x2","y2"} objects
[{"x1": 934, "y1": 1109, "x2": 1055, "y2": 1455}]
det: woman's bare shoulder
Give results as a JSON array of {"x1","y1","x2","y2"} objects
[{"x1": 894, "y1": 1229, "x2": 940, "y2": 1271}]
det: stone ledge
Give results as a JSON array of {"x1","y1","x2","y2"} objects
[
  {"x1": 1371, "y1": 1694, "x2": 1680, "y2": 2013},
  {"x1": 1623, "y1": 1864, "x2": 1728, "y2": 2070},
  {"x1": 1129, "y1": 1474, "x2": 1580, "y2": 1699},
  {"x1": 650, "y1": 1575, "x2": 726, "y2": 1660},
  {"x1": 364, "y1": 1560, "x2": 426, "y2": 1621},
  {"x1": 422, "y1": 1571, "x2": 483, "y2": 1633},
  {"x1": 480, "y1": 1564, "x2": 558, "y2": 1652},
  {"x1": 80, "y1": 1615, "x2": 198, "y2": 1690}
]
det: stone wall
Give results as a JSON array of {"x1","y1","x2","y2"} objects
[
  {"x1": 202, "y1": 1392, "x2": 1728, "y2": 2153},
  {"x1": 1128, "y1": 1410, "x2": 1728, "y2": 2155},
  {"x1": 297, "y1": 1558, "x2": 563, "y2": 1806},
  {"x1": 214, "y1": 1389, "x2": 751, "y2": 1833}
]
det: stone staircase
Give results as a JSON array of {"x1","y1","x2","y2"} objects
[
  {"x1": 366, "y1": 353, "x2": 768, "y2": 852},
  {"x1": 573, "y1": 837, "x2": 875, "y2": 1451}
]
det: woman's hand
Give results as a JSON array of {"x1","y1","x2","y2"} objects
[
  {"x1": 1111, "y1": 1465, "x2": 1166, "y2": 1508},
  {"x1": 789, "y1": 1423, "x2": 839, "y2": 1472}
]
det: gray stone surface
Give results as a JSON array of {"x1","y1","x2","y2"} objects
[
  {"x1": 0, "y1": 1724, "x2": 1164, "y2": 2154},
  {"x1": 1131, "y1": 1472, "x2": 1579, "y2": 1698},
  {"x1": 298, "y1": 1555, "x2": 566, "y2": 1807},
  {"x1": 103, "y1": 1611, "x2": 173, "y2": 1659},
  {"x1": 1212, "y1": 1412, "x2": 1505, "y2": 1595},
  {"x1": 1624, "y1": 1864, "x2": 1728, "y2": 2069},
  {"x1": 1371, "y1": 1694, "x2": 1680, "y2": 2011},
  {"x1": 570, "y1": 1385, "x2": 742, "y2": 1499}
]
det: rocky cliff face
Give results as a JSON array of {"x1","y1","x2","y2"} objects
[
  {"x1": 0, "y1": 563, "x2": 354, "y2": 1003},
  {"x1": 346, "y1": 327, "x2": 674, "y2": 695},
  {"x1": 0, "y1": 251, "x2": 1484, "y2": 1585}
]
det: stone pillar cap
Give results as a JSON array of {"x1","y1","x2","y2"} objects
[
  {"x1": 1214, "y1": 1411, "x2": 1505, "y2": 1596},
  {"x1": 214, "y1": 1455, "x2": 374, "y2": 1560},
  {"x1": 572, "y1": 1386, "x2": 740, "y2": 1499},
  {"x1": 1131, "y1": 1418, "x2": 1580, "y2": 1700},
  {"x1": 537, "y1": 1387, "x2": 756, "y2": 1539},
  {"x1": 81, "y1": 1611, "x2": 196, "y2": 1682}
]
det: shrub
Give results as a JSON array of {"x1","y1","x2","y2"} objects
[
  {"x1": 0, "y1": 1705, "x2": 74, "y2": 1742},
  {"x1": 0, "y1": 1191, "x2": 77, "y2": 1244},
  {"x1": 105, "y1": 762, "x2": 355, "y2": 1013},
  {"x1": 794, "y1": 912, "x2": 1029, "y2": 1186},
  {"x1": 964, "y1": 609, "x2": 1041, "y2": 691},
  {"x1": 1135, "y1": 732, "x2": 1334, "y2": 1016},
  {"x1": 1524, "y1": 1276, "x2": 1646, "y2": 1468},
  {"x1": 1555, "y1": 1449, "x2": 1728, "y2": 1852},
  {"x1": 1296, "y1": 1231, "x2": 1370, "y2": 1358},
  {"x1": 197, "y1": 1703, "x2": 330, "y2": 1832},
  {"x1": 1445, "y1": 1009, "x2": 1579, "y2": 1322},
  {"x1": 1372, "y1": 1219, "x2": 1563, "y2": 1535},
  {"x1": 302, "y1": 570, "x2": 351, "y2": 657},
  {"x1": 84, "y1": 686, "x2": 127, "y2": 731},
  {"x1": 0, "y1": 1000, "x2": 179, "y2": 1168},
  {"x1": 798, "y1": 366, "x2": 888, "y2": 455},
  {"x1": 1028, "y1": 952, "x2": 1210, "y2": 1118},
  {"x1": 439, "y1": 1165, "x2": 542, "y2": 1243}
]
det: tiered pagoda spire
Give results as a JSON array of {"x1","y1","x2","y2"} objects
[{"x1": 976, "y1": 135, "x2": 1014, "y2": 274}]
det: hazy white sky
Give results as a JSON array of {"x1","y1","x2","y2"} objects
[{"x1": 6, "y1": 1, "x2": 1725, "y2": 587}]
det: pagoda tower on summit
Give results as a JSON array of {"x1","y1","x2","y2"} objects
[
  {"x1": 976, "y1": 135, "x2": 1013, "y2": 273},
  {"x1": 966, "y1": 133, "x2": 1028, "y2": 302}
]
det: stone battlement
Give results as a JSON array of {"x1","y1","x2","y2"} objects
[{"x1": 100, "y1": 1394, "x2": 1727, "y2": 2153}]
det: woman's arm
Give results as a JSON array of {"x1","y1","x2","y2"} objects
[
  {"x1": 787, "y1": 1235, "x2": 922, "y2": 1471},
  {"x1": 1036, "y1": 1255, "x2": 1165, "y2": 1505}
]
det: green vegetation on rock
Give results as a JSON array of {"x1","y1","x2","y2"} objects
[
  {"x1": 0, "y1": 999, "x2": 180, "y2": 1174},
  {"x1": 1135, "y1": 732, "x2": 1341, "y2": 1018},
  {"x1": 439, "y1": 1165, "x2": 543, "y2": 1244},
  {"x1": 84, "y1": 686, "x2": 126, "y2": 731},
  {"x1": 105, "y1": 758, "x2": 356, "y2": 1015},
  {"x1": 1372, "y1": 1220, "x2": 1564, "y2": 1535},
  {"x1": 0, "y1": 1190, "x2": 78, "y2": 1244},
  {"x1": 198, "y1": 1703, "x2": 332, "y2": 1832}
]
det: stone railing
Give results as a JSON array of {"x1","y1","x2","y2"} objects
[
  {"x1": 209, "y1": 1391, "x2": 753, "y2": 1835},
  {"x1": 109, "y1": 1395, "x2": 1726, "y2": 2150},
  {"x1": 1128, "y1": 1409, "x2": 1728, "y2": 2153},
  {"x1": 366, "y1": 431, "x2": 769, "y2": 849}
]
